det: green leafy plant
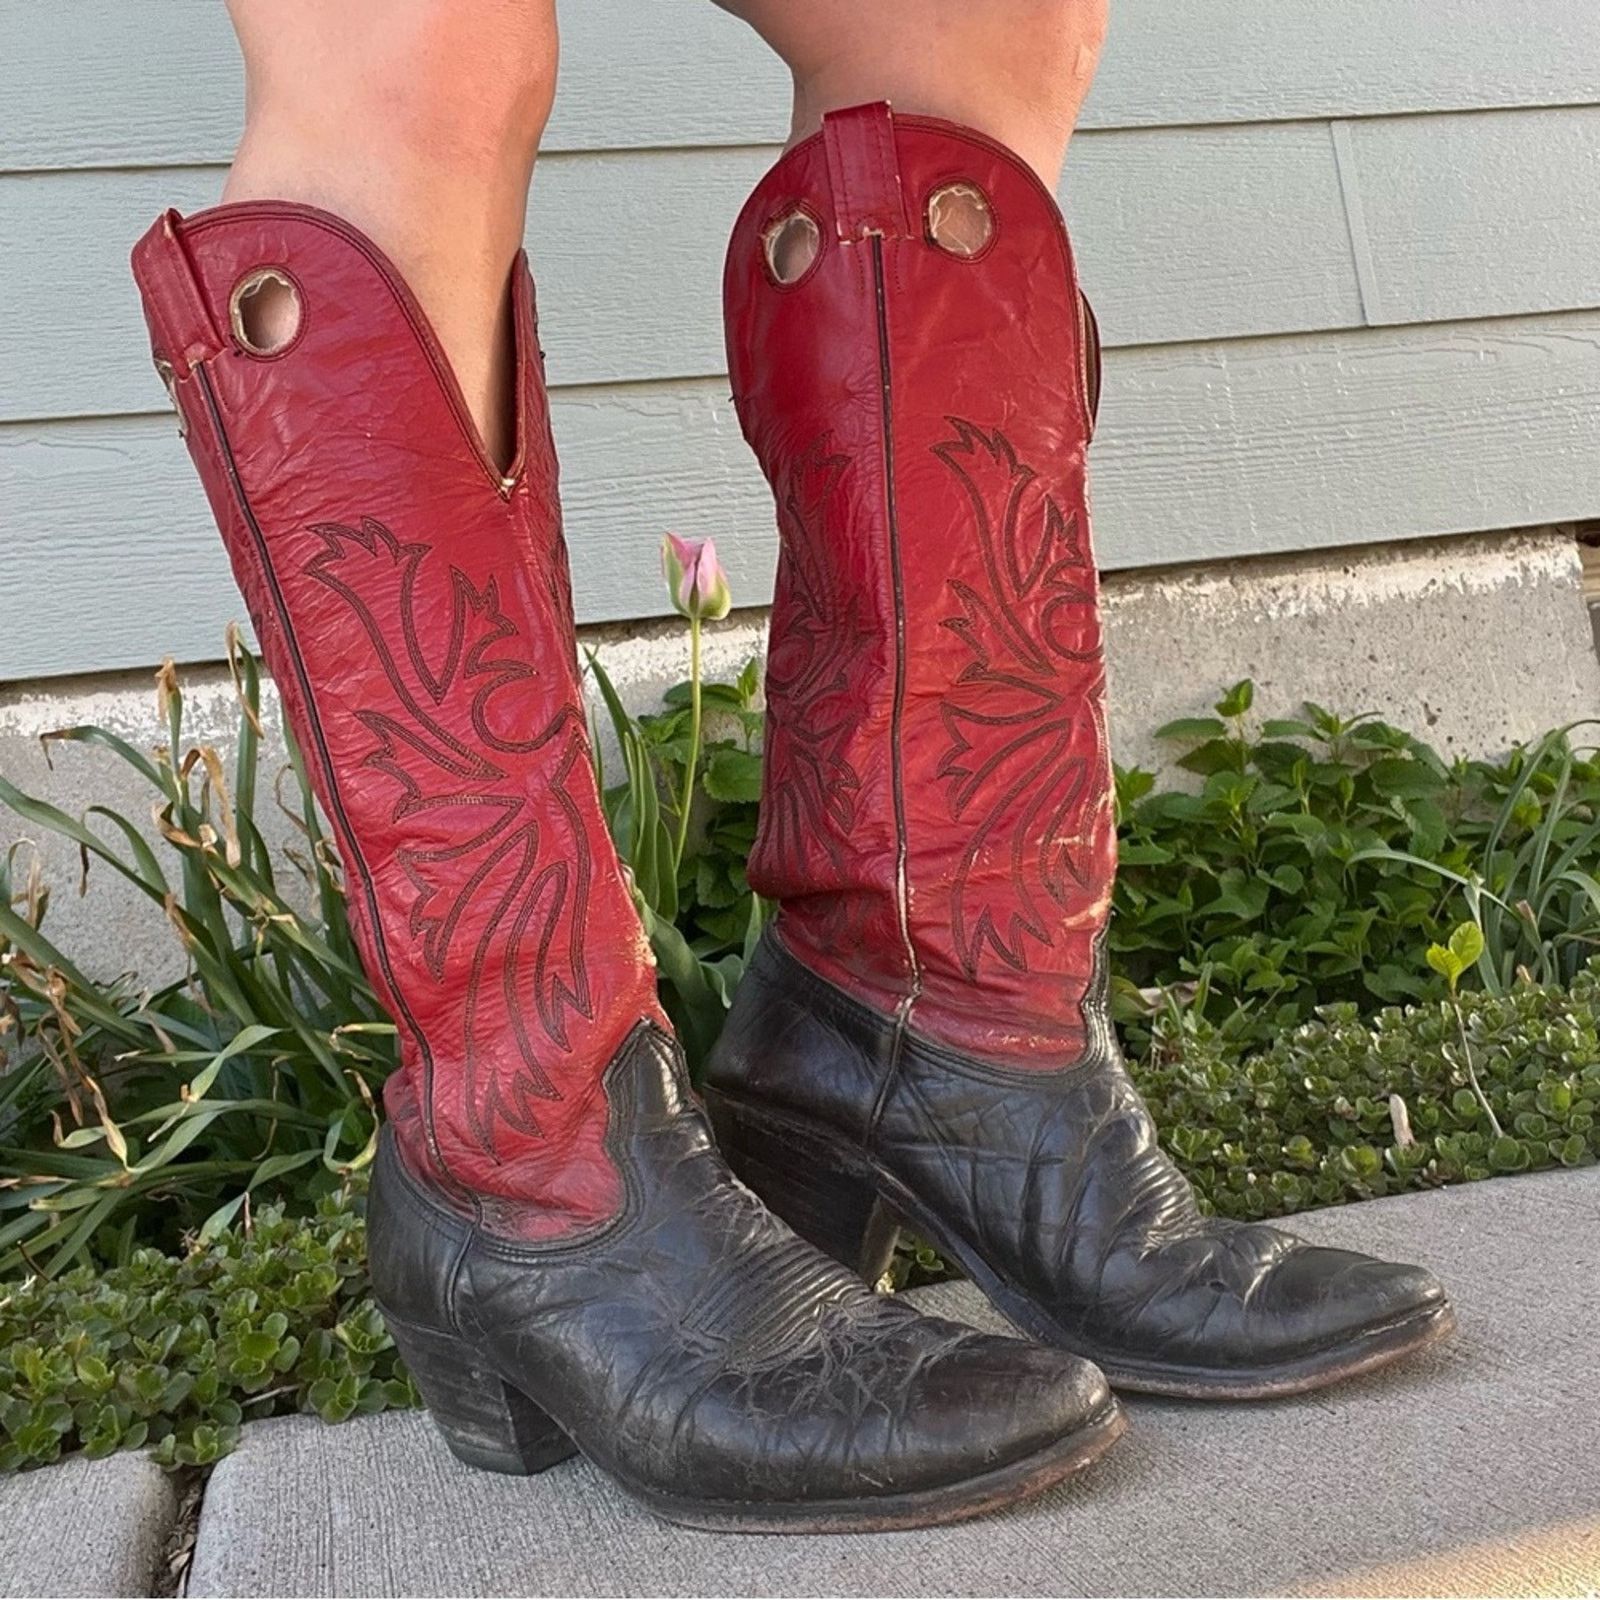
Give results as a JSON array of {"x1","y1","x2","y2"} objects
[
  {"x1": 1427, "y1": 919, "x2": 1505, "y2": 1144},
  {"x1": 0, "y1": 1184, "x2": 415, "y2": 1471},
  {"x1": 1114, "y1": 687, "x2": 1600, "y2": 1055},
  {"x1": 586, "y1": 655, "x2": 767, "y2": 1069},
  {"x1": 1357, "y1": 722, "x2": 1600, "y2": 996}
]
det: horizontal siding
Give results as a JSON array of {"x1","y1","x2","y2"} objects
[
  {"x1": 8, "y1": 313, "x2": 1599, "y2": 680},
  {"x1": 17, "y1": 105, "x2": 1600, "y2": 426},
  {"x1": 1, "y1": 123, "x2": 1363, "y2": 422},
  {"x1": 1087, "y1": 0, "x2": 1600, "y2": 127},
  {"x1": 6, "y1": 0, "x2": 1600, "y2": 681},
  {"x1": 0, "y1": 1, "x2": 784, "y2": 173},
  {"x1": 1344, "y1": 107, "x2": 1600, "y2": 326},
  {"x1": 0, "y1": 384, "x2": 767, "y2": 681},
  {"x1": 8, "y1": 0, "x2": 1600, "y2": 172},
  {"x1": 0, "y1": 151, "x2": 747, "y2": 419}
]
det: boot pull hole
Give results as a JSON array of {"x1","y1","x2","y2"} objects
[
  {"x1": 763, "y1": 211, "x2": 821, "y2": 286},
  {"x1": 927, "y1": 183, "x2": 994, "y2": 258},
  {"x1": 230, "y1": 267, "x2": 302, "y2": 356}
]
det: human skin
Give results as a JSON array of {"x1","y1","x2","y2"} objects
[
  {"x1": 216, "y1": 0, "x2": 1106, "y2": 466},
  {"x1": 219, "y1": 0, "x2": 559, "y2": 471},
  {"x1": 713, "y1": 0, "x2": 1109, "y2": 187}
]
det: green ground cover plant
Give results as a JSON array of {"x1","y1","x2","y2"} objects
[
  {"x1": 0, "y1": 1187, "x2": 409, "y2": 1471},
  {"x1": 1138, "y1": 953, "x2": 1598, "y2": 1221}
]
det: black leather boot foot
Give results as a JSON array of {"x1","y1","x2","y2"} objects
[
  {"x1": 707, "y1": 934, "x2": 1456, "y2": 1402},
  {"x1": 368, "y1": 1024, "x2": 1125, "y2": 1530}
]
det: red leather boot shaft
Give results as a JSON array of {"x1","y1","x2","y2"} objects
[
  {"x1": 725, "y1": 105, "x2": 1116, "y2": 1062},
  {"x1": 131, "y1": 205, "x2": 665, "y2": 1233}
]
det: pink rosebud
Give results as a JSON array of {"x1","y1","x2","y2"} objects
[{"x1": 661, "y1": 532, "x2": 732, "y2": 622}]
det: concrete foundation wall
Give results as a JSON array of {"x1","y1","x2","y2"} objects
[
  {"x1": 1103, "y1": 525, "x2": 1600, "y2": 762},
  {"x1": 3, "y1": 527, "x2": 1595, "y2": 987}
]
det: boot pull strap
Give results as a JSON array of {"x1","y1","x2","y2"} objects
[
  {"x1": 822, "y1": 102, "x2": 913, "y2": 242},
  {"x1": 130, "y1": 210, "x2": 225, "y2": 378}
]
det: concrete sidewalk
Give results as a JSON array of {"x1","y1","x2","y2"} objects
[
  {"x1": 183, "y1": 1169, "x2": 1600, "y2": 1599},
  {"x1": 0, "y1": 1450, "x2": 175, "y2": 1598}
]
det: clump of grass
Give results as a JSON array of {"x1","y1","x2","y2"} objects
[{"x1": 0, "y1": 631, "x2": 394, "y2": 1275}]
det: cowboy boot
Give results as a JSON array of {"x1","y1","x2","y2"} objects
[
  {"x1": 129, "y1": 201, "x2": 1125, "y2": 1529},
  {"x1": 706, "y1": 103, "x2": 1455, "y2": 1400}
]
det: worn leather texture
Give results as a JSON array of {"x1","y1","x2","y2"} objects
[
  {"x1": 367, "y1": 1024, "x2": 1114, "y2": 1504},
  {"x1": 724, "y1": 102, "x2": 1115, "y2": 1062},
  {"x1": 711, "y1": 932, "x2": 1448, "y2": 1377},
  {"x1": 130, "y1": 205, "x2": 665, "y2": 1235}
]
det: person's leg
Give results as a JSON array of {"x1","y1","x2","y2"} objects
[
  {"x1": 715, "y1": 0, "x2": 1107, "y2": 186},
  {"x1": 129, "y1": 0, "x2": 1123, "y2": 1524},
  {"x1": 708, "y1": 5, "x2": 1456, "y2": 1396},
  {"x1": 222, "y1": 0, "x2": 558, "y2": 467}
]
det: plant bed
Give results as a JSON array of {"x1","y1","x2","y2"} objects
[
  {"x1": 4, "y1": 960, "x2": 1596, "y2": 1472},
  {"x1": 4, "y1": 625, "x2": 1600, "y2": 1471},
  {"x1": 0, "y1": 1188, "x2": 409, "y2": 1472}
]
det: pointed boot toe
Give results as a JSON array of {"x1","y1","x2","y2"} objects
[
  {"x1": 904, "y1": 1325, "x2": 1122, "y2": 1475},
  {"x1": 1219, "y1": 1246, "x2": 1455, "y2": 1392}
]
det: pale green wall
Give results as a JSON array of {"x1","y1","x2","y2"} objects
[{"x1": 5, "y1": 0, "x2": 1600, "y2": 680}]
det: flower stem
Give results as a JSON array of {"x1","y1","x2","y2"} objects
[
  {"x1": 673, "y1": 616, "x2": 703, "y2": 872},
  {"x1": 1452, "y1": 994, "x2": 1504, "y2": 1140}
]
